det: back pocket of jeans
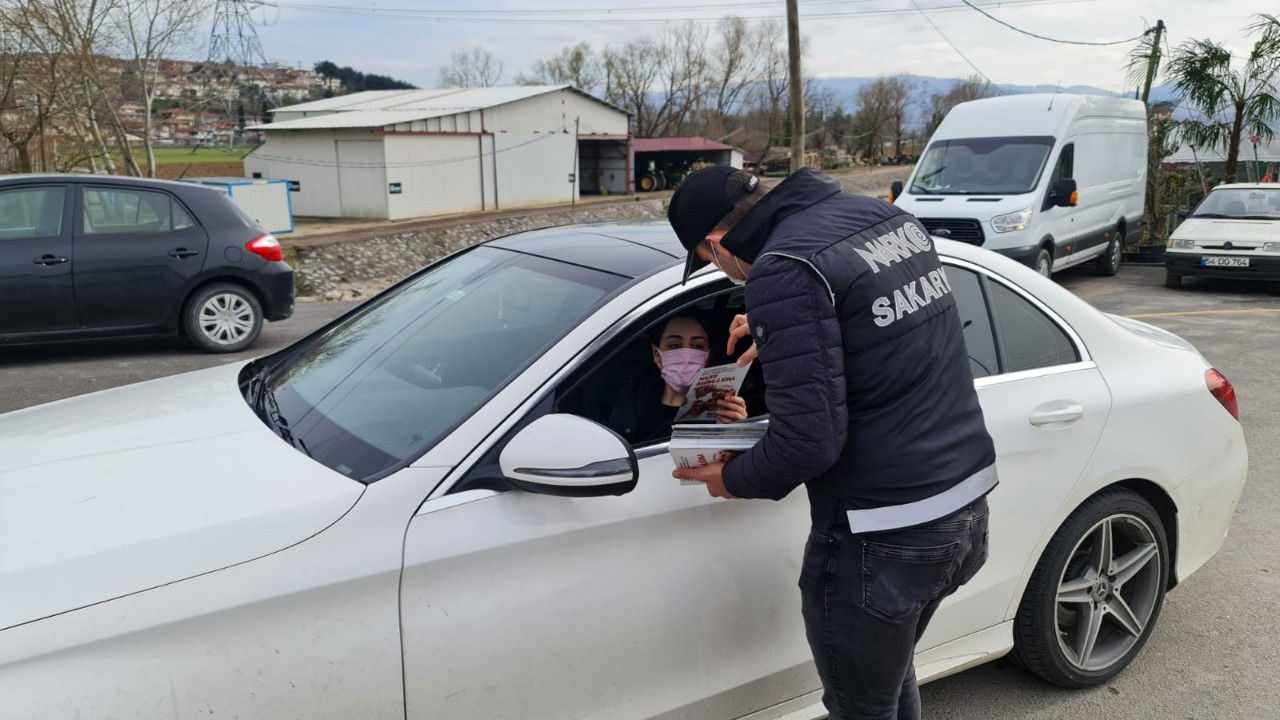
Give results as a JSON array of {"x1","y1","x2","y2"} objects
[{"x1": 860, "y1": 541, "x2": 960, "y2": 623}]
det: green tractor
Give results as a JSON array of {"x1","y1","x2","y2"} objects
[{"x1": 636, "y1": 159, "x2": 692, "y2": 192}]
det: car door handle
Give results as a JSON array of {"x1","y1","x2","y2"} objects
[
  {"x1": 1029, "y1": 403, "x2": 1085, "y2": 427},
  {"x1": 33, "y1": 254, "x2": 68, "y2": 266},
  {"x1": 168, "y1": 248, "x2": 200, "y2": 259}
]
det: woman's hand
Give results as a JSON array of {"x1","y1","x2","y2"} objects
[{"x1": 716, "y1": 394, "x2": 748, "y2": 423}]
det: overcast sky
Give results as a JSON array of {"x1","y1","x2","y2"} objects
[{"x1": 249, "y1": 0, "x2": 1270, "y2": 92}]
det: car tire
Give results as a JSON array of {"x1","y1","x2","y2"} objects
[
  {"x1": 1164, "y1": 270, "x2": 1183, "y2": 289},
  {"x1": 1035, "y1": 247, "x2": 1053, "y2": 278},
  {"x1": 184, "y1": 283, "x2": 264, "y2": 354},
  {"x1": 1096, "y1": 227, "x2": 1123, "y2": 277},
  {"x1": 1012, "y1": 488, "x2": 1169, "y2": 688}
]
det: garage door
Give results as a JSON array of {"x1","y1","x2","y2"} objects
[{"x1": 336, "y1": 140, "x2": 388, "y2": 218}]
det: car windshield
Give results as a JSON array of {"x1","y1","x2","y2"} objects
[
  {"x1": 250, "y1": 246, "x2": 626, "y2": 482},
  {"x1": 1191, "y1": 188, "x2": 1280, "y2": 220},
  {"x1": 910, "y1": 136, "x2": 1054, "y2": 196}
]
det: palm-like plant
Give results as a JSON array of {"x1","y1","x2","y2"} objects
[{"x1": 1166, "y1": 14, "x2": 1280, "y2": 183}]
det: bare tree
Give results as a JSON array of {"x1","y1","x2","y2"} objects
[
  {"x1": 0, "y1": 0, "x2": 77, "y2": 173},
  {"x1": 925, "y1": 75, "x2": 995, "y2": 137},
  {"x1": 438, "y1": 47, "x2": 504, "y2": 88},
  {"x1": 517, "y1": 42, "x2": 602, "y2": 94},
  {"x1": 743, "y1": 20, "x2": 788, "y2": 166},
  {"x1": 700, "y1": 16, "x2": 766, "y2": 138},
  {"x1": 114, "y1": 0, "x2": 212, "y2": 177}
]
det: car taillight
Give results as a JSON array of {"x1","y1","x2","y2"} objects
[
  {"x1": 1206, "y1": 369, "x2": 1239, "y2": 420},
  {"x1": 246, "y1": 234, "x2": 283, "y2": 262}
]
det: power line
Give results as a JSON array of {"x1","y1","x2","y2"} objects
[
  {"x1": 254, "y1": 0, "x2": 1103, "y2": 27},
  {"x1": 960, "y1": 0, "x2": 1150, "y2": 46},
  {"x1": 910, "y1": 0, "x2": 1004, "y2": 93}
]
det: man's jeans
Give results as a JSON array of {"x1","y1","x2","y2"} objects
[{"x1": 799, "y1": 497, "x2": 989, "y2": 720}]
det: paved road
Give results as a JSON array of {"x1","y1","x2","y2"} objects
[
  {"x1": 1, "y1": 266, "x2": 1277, "y2": 719},
  {"x1": 0, "y1": 300, "x2": 360, "y2": 415}
]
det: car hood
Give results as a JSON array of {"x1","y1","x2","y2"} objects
[
  {"x1": 1170, "y1": 217, "x2": 1278, "y2": 246},
  {"x1": 895, "y1": 192, "x2": 1036, "y2": 220},
  {"x1": 0, "y1": 363, "x2": 363, "y2": 631}
]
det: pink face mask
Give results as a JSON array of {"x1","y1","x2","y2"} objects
[{"x1": 658, "y1": 348, "x2": 709, "y2": 394}]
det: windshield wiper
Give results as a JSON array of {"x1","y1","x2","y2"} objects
[
  {"x1": 1191, "y1": 212, "x2": 1230, "y2": 219},
  {"x1": 259, "y1": 387, "x2": 312, "y2": 457}
]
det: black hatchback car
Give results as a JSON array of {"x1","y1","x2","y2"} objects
[{"x1": 0, "y1": 175, "x2": 293, "y2": 353}]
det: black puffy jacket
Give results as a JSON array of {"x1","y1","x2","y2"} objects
[{"x1": 719, "y1": 169, "x2": 997, "y2": 534}]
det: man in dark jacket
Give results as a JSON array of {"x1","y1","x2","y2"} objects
[{"x1": 669, "y1": 166, "x2": 997, "y2": 720}]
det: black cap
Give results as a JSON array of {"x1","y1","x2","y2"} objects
[{"x1": 667, "y1": 166, "x2": 761, "y2": 282}]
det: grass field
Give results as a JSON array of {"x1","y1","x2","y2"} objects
[{"x1": 147, "y1": 147, "x2": 252, "y2": 165}]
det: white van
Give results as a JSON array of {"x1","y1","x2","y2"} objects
[{"x1": 892, "y1": 94, "x2": 1147, "y2": 277}]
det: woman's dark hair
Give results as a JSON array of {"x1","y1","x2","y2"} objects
[{"x1": 649, "y1": 311, "x2": 713, "y2": 348}]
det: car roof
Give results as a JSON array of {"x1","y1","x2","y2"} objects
[
  {"x1": 488, "y1": 222, "x2": 685, "y2": 278},
  {"x1": 487, "y1": 220, "x2": 986, "y2": 280},
  {"x1": 0, "y1": 173, "x2": 214, "y2": 193},
  {"x1": 1211, "y1": 183, "x2": 1279, "y2": 190}
]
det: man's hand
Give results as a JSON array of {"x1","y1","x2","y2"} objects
[
  {"x1": 673, "y1": 463, "x2": 738, "y2": 499},
  {"x1": 727, "y1": 313, "x2": 758, "y2": 367}
]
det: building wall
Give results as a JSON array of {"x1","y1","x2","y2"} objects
[
  {"x1": 483, "y1": 89, "x2": 628, "y2": 137},
  {"x1": 383, "y1": 134, "x2": 484, "y2": 220},
  {"x1": 244, "y1": 132, "x2": 375, "y2": 218},
  {"x1": 493, "y1": 131, "x2": 577, "y2": 209}
]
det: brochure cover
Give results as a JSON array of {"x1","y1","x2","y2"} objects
[
  {"x1": 669, "y1": 421, "x2": 767, "y2": 485},
  {"x1": 672, "y1": 361, "x2": 752, "y2": 423}
]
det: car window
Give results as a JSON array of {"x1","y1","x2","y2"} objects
[
  {"x1": 987, "y1": 280, "x2": 1079, "y2": 373},
  {"x1": 555, "y1": 283, "x2": 766, "y2": 448},
  {"x1": 942, "y1": 265, "x2": 999, "y2": 379},
  {"x1": 1192, "y1": 187, "x2": 1280, "y2": 219},
  {"x1": 257, "y1": 246, "x2": 626, "y2": 482},
  {"x1": 82, "y1": 187, "x2": 185, "y2": 235},
  {"x1": 0, "y1": 186, "x2": 66, "y2": 240},
  {"x1": 172, "y1": 200, "x2": 196, "y2": 230}
]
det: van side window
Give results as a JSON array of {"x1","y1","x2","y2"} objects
[{"x1": 1054, "y1": 144, "x2": 1075, "y2": 180}]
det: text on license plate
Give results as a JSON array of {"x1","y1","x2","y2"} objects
[{"x1": 1202, "y1": 257, "x2": 1250, "y2": 267}]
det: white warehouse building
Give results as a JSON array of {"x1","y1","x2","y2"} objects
[{"x1": 244, "y1": 86, "x2": 632, "y2": 220}]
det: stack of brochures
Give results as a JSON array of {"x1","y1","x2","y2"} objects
[{"x1": 669, "y1": 421, "x2": 768, "y2": 482}]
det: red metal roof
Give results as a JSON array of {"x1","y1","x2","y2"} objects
[{"x1": 634, "y1": 136, "x2": 739, "y2": 153}]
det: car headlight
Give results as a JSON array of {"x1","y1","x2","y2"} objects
[
  {"x1": 1172, "y1": 238, "x2": 1197, "y2": 249},
  {"x1": 991, "y1": 207, "x2": 1032, "y2": 233},
  {"x1": 1265, "y1": 242, "x2": 1280, "y2": 253}
]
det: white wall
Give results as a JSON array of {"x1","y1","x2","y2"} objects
[
  {"x1": 484, "y1": 89, "x2": 628, "y2": 137},
  {"x1": 244, "y1": 133, "x2": 362, "y2": 218},
  {"x1": 383, "y1": 134, "x2": 484, "y2": 220},
  {"x1": 493, "y1": 132, "x2": 577, "y2": 209}
]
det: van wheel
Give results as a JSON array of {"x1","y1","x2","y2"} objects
[
  {"x1": 184, "y1": 283, "x2": 263, "y2": 353},
  {"x1": 1096, "y1": 227, "x2": 1123, "y2": 276},
  {"x1": 1164, "y1": 270, "x2": 1183, "y2": 289},
  {"x1": 1012, "y1": 489, "x2": 1169, "y2": 687},
  {"x1": 1035, "y1": 248, "x2": 1053, "y2": 278}
]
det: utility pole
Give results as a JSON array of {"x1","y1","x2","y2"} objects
[
  {"x1": 786, "y1": 0, "x2": 804, "y2": 173},
  {"x1": 571, "y1": 116, "x2": 580, "y2": 208},
  {"x1": 1141, "y1": 20, "x2": 1165, "y2": 104}
]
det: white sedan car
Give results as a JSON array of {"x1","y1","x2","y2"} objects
[
  {"x1": 1165, "y1": 183, "x2": 1280, "y2": 288},
  {"x1": 0, "y1": 223, "x2": 1247, "y2": 719}
]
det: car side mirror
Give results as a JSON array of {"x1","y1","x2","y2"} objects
[
  {"x1": 1055, "y1": 178, "x2": 1078, "y2": 208},
  {"x1": 499, "y1": 415, "x2": 638, "y2": 497},
  {"x1": 890, "y1": 181, "x2": 904, "y2": 203}
]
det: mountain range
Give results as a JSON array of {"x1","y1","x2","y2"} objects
[{"x1": 813, "y1": 74, "x2": 1182, "y2": 126}]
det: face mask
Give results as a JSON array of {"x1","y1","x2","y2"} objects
[
  {"x1": 711, "y1": 243, "x2": 748, "y2": 286},
  {"x1": 658, "y1": 347, "x2": 709, "y2": 393}
]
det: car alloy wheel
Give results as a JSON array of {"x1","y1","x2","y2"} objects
[
  {"x1": 1013, "y1": 489, "x2": 1168, "y2": 687},
  {"x1": 1054, "y1": 514, "x2": 1162, "y2": 672}
]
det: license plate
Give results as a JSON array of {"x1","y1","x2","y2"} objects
[{"x1": 1202, "y1": 257, "x2": 1250, "y2": 268}]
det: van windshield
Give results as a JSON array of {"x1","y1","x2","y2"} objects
[{"x1": 910, "y1": 136, "x2": 1055, "y2": 196}]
